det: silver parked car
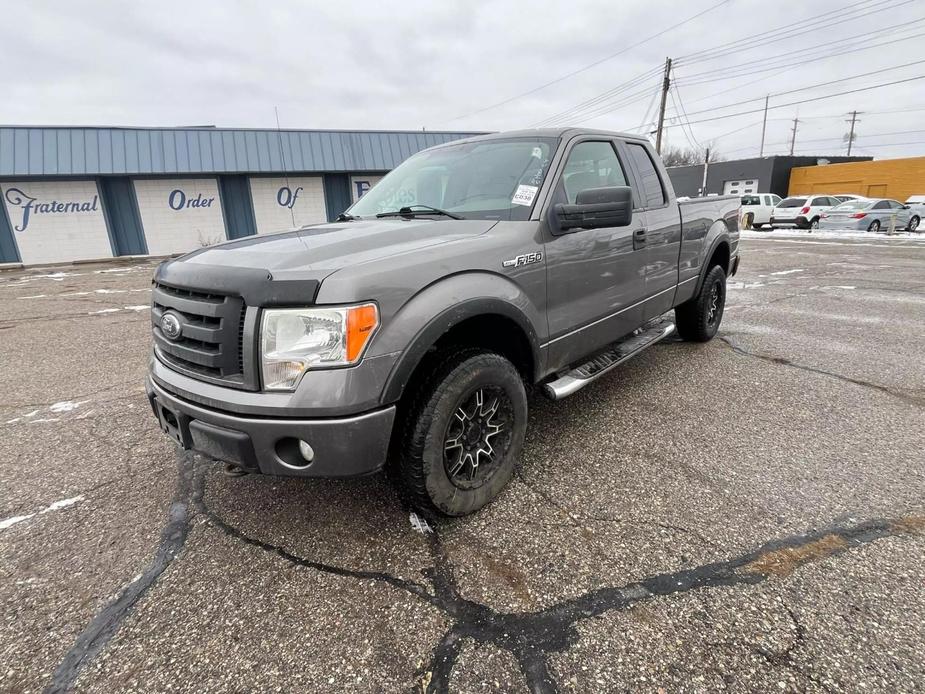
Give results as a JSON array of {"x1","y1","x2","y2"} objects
[{"x1": 819, "y1": 198, "x2": 920, "y2": 232}]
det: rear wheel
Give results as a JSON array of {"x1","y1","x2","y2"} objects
[
  {"x1": 399, "y1": 350, "x2": 527, "y2": 516},
  {"x1": 868, "y1": 219, "x2": 881, "y2": 232},
  {"x1": 675, "y1": 265, "x2": 727, "y2": 342},
  {"x1": 809, "y1": 217, "x2": 820, "y2": 230},
  {"x1": 909, "y1": 216, "x2": 920, "y2": 232}
]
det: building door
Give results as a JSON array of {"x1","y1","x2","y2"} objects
[{"x1": 723, "y1": 179, "x2": 758, "y2": 195}]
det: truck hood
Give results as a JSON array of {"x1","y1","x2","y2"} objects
[{"x1": 177, "y1": 218, "x2": 498, "y2": 279}]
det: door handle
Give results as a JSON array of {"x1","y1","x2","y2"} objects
[{"x1": 633, "y1": 228, "x2": 647, "y2": 250}]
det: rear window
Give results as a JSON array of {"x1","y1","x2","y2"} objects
[
  {"x1": 741, "y1": 195, "x2": 761, "y2": 205},
  {"x1": 777, "y1": 197, "x2": 806, "y2": 208},
  {"x1": 833, "y1": 200, "x2": 870, "y2": 211},
  {"x1": 625, "y1": 143, "x2": 666, "y2": 207}
]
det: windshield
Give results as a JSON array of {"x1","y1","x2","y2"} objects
[
  {"x1": 777, "y1": 197, "x2": 807, "y2": 208},
  {"x1": 347, "y1": 137, "x2": 558, "y2": 221},
  {"x1": 741, "y1": 195, "x2": 761, "y2": 205},
  {"x1": 833, "y1": 200, "x2": 871, "y2": 211}
]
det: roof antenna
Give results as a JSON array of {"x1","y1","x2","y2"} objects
[{"x1": 274, "y1": 106, "x2": 296, "y2": 228}]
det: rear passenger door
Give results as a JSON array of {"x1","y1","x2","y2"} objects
[{"x1": 620, "y1": 140, "x2": 682, "y2": 321}]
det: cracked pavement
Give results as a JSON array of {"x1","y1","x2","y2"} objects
[{"x1": 1, "y1": 237, "x2": 924, "y2": 693}]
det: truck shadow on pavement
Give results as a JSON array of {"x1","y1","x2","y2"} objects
[{"x1": 46, "y1": 453, "x2": 925, "y2": 694}]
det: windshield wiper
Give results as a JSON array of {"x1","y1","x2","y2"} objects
[
  {"x1": 376, "y1": 204, "x2": 464, "y2": 220},
  {"x1": 336, "y1": 212, "x2": 358, "y2": 221}
]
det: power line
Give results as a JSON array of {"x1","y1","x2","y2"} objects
[
  {"x1": 529, "y1": 65, "x2": 663, "y2": 128},
  {"x1": 676, "y1": 17, "x2": 925, "y2": 85},
  {"x1": 675, "y1": 0, "x2": 906, "y2": 66},
  {"x1": 441, "y1": 0, "x2": 730, "y2": 124},
  {"x1": 664, "y1": 75, "x2": 925, "y2": 129},
  {"x1": 676, "y1": 60, "x2": 925, "y2": 121}
]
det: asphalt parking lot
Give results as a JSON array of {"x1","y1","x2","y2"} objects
[{"x1": 1, "y1": 235, "x2": 924, "y2": 693}]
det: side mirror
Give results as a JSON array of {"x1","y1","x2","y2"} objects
[
  {"x1": 903, "y1": 205, "x2": 911, "y2": 209},
  {"x1": 555, "y1": 186, "x2": 633, "y2": 231}
]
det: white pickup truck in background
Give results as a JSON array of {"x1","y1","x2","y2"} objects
[{"x1": 740, "y1": 193, "x2": 781, "y2": 229}]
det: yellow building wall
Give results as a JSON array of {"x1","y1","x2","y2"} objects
[{"x1": 788, "y1": 156, "x2": 925, "y2": 201}]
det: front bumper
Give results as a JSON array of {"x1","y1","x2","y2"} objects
[{"x1": 146, "y1": 377, "x2": 396, "y2": 477}]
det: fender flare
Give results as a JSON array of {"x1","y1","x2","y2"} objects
[
  {"x1": 380, "y1": 296, "x2": 541, "y2": 405},
  {"x1": 695, "y1": 222, "x2": 732, "y2": 295}
]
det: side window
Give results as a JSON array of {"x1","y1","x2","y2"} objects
[
  {"x1": 872, "y1": 200, "x2": 889, "y2": 210},
  {"x1": 772, "y1": 195, "x2": 782, "y2": 205},
  {"x1": 625, "y1": 143, "x2": 667, "y2": 208},
  {"x1": 889, "y1": 200, "x2": 904, "y2": 209},
  {"x1": 560, "y1": 141, "x2": 628, "y2": 204}
]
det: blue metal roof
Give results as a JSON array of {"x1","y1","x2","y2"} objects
[{"x1": 0, "y1": 126, "x2": 486, "y2": 177}]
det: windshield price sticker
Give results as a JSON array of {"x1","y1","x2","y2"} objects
[{"x1": 512, "y1": 185, "x2": 539, "y2": 207}]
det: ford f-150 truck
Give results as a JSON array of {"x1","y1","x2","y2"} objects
[{"x1": 146, "y1": 128, "x2": 739, "y2": 515}]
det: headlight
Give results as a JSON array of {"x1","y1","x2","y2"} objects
[{"x1": 260, "y1": 304, "x2": 378, "y2": 391}]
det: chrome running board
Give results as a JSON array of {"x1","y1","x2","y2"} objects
[{"x1": 543, "y1": 318, "x2": 676, "y2": 400}]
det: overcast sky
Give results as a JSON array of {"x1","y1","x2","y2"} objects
[{"x1": 3, "y1": 0, "x2": 924, "y2": 160}]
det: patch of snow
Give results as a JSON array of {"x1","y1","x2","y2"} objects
[
  {"x1": 409, "y1": 512, "x2": 433, "y2": 534},
  {"x1": 89, "y1": 308, "x2": 121, "y2": 314},
  {"x1": 728, "y1": 281, "x2": 765, "y2": 290},
  {"x1": 49, "y1": 400, "x2": 90, "y2": 413},
  {"x1": 770, "y1": 269, "x2": 804, "y2": 276},
  {"x1": 18, "y1": 294, "x2": 47, "y2": 300},
  {"x1": 0, "y1": 514, "x2": 34, "y2": 530},
  {"x1": 125, "y1": 305, "x2": 150, "y2": 311},
  {"x1": 0, "y1": 495, "x2": 84, "y2": 531},
  {"x1": 40, "y1": 496, "x2": 84, "y2": 513},
  {"x1": 27, "y1": 418, "x2": 61, "y2": 424}
]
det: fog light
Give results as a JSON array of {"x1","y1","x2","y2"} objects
[{"x1": 298, "y1": 440, "x2": 315, "y2": 462}]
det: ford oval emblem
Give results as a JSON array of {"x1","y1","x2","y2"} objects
[{"x1": 160, "y1": 313, "x2": 182, "y2": 340}]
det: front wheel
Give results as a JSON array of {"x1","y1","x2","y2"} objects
[
  {"x1": 908, "y1": 216, "x2": 920, "y2": 232},
  {"x1": 399, "y1": 350, "x2": 527, "y2": 516},
  {"x1": 675, "y1": 265, "x2": 727, "y2": 342}
]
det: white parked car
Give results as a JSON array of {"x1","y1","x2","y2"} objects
[
  {"x1": 770, "y1": 195, "x2": 840, "y2": 230},
  {"x1": 740, "y1": 193, "x2": 782, "y2": 229}
]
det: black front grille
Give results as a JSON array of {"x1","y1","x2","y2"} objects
[{"x1": 151, "y1": 281, "x2": 251, "y2": 389}]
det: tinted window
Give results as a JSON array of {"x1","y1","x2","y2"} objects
[
  {"x1": 888, "y1": 200, "x2": 904, "y2": 209},
  {"x1": 872, "y1": 201, "x2": 889, "y2": 210},
  {"x1": 771, "y1": 195, "x2": 782, "y2": 204},
  {"x1": 777, "y1": 197, "x2": 807, "y2": 208},
  {"x1": 626, "y1": 143, "x2": 666, "y2": 207},
  {"x1": 812, "y1": 197, "x2": 831, "y2": 206},
  {"x1": 560, "y1": 141, "x2": 628, "y2": 204},
  {"x1": 741, "y1": 195, "x2": 760, "y2": 205}
]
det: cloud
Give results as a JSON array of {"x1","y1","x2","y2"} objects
[{"x1": 2, "y1": 0, "x2": 924, "y2": 159}]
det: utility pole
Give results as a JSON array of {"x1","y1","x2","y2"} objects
[
  {"x1": 701, "y1": 146, "x2": 710, "y2": 196},
  {"x1": 759, "y1": 95, "x2": 769, "y2": 157},
  {"x1": 845, "y1": 110, "x2": 862, "y2": 155},
  {"x1": 654, "y1": 57, "x2": 673, "y2": 155},
  {"x1": 789, "y1": 117, "x2": 800, "y2": 155}
]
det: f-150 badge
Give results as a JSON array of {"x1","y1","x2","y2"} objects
[{"x1": 502, "y1": 252, "x2": 543, "y2": 268}]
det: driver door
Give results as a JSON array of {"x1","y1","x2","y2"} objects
[{"x1": 543, "y1": 139, "x2": 647, "y2": 373}]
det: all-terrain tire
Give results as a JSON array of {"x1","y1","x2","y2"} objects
[
  {"x1": 675, "y1": 264, "x2": 727, "y2": 342},
  {"x1": 398, "y1": 349, "x2": 527, "y2": 516}
]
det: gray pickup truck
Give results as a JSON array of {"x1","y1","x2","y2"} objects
[{"x1": 146, "y1": 128, "x2": 739, "y2": 515}]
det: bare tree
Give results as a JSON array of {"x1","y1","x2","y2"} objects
[{"x1": 662, "y1": 145, "x2": 724, "y2": 167}]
